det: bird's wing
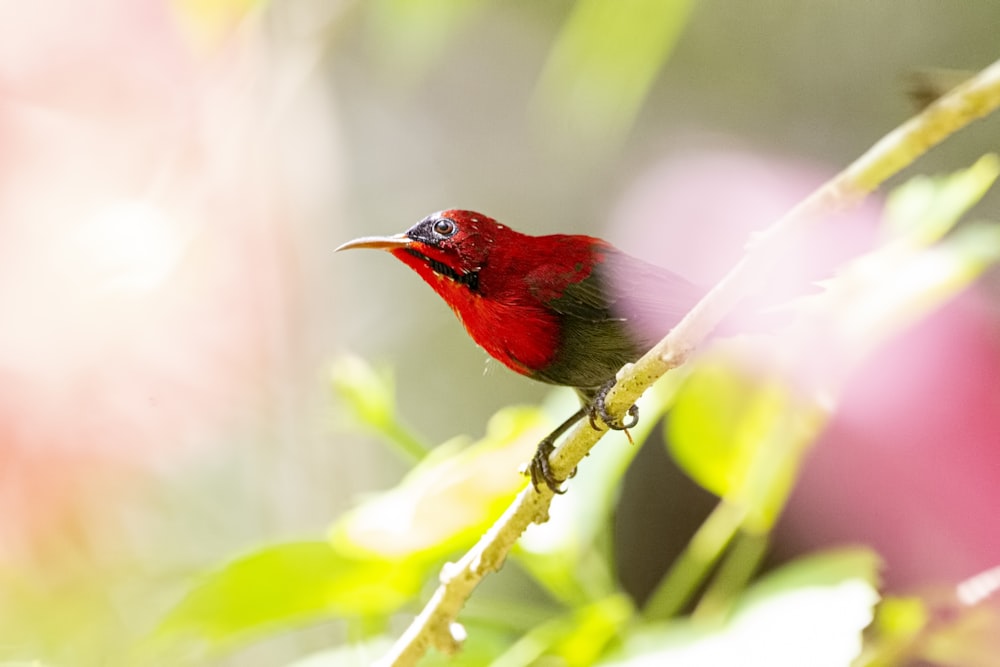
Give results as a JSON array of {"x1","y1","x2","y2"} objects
[
  {"x1": 600, "y1": 248, "x2": 704, "y2": 326},
  {"x1": 541, "y1": 265, "x2": 619, "y2": 322},
  {"x1": 545, "y1": 247, "x2": 703, "y2": 333}
]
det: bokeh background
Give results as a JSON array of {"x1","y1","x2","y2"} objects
[{"x1": 1, "y1": 0, "x2": 999, "y2": 664}]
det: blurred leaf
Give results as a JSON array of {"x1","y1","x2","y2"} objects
[
  {"x1": 331, "y1": 354, "x2": 430, "y2": 463},
  {"x1": 667, "y1": 357, "x2": 765, "y2": 496},
  {"x1": 836, "y1": 221, "x2": 1000, "y2": 346},
  {"x1": 285, "y1": 636, "x2": 394, "y2": 667},
  {"x1": 331, "y1": 405, "x2": 549, "y2": 562},
  {"x1": 807, "y1": 181, "x2": 1000, "y2": 363},
  {"x1": 666, "y1": 345, "x2": 825, "y2": 530},
  {"x1": 604, "y1": 548, "x2": 880, "y2": 667},
  {"x1": 518, "y1": 377, "x2": 685, "y2": 605},
  {"x1": 533, "y1": 0, "x2": 695, "y2": 148},
  {"x1": 154, "y1": 542, "x2": 423, "y2": 653},
  {"x1": 286, "y1": 624, "x2": 516, "y2": 667},
  {"x1": 492, "y1": 595, "x2": 634, "y2": 667},
  {"x1": 0, "y1": 563, "x2": 133, "y2": 667},
  {"x1": 860, "y1": 585, "x2": 1000, "y2": 667},
  {"x1": 812, "y1": 155, "x2": 1000, "y2": 350},
  {"x1": 415, "y1": 621, "x2": 522, "y2": 667},
  {"x1": 741, "y1": 547, "x2": 880, "y2": 603},
  {"x1": 693, "y1": 531, "x2": 770, "y2": 618},
  {"x1": 664, "y1": 159, "x2": 1000, "y2": 533},
  {"x1": 875, "y1": 596, "x2": 928, "y2": 638},
  {"x1": 369, "y1": 0, "x2": 490, "y2": 80},
  {"x1": 550, "y1": 595, "x2": 636, "y2": 667},
  {"x1": 855, "y1": 596, "x2": 928, "y2": 666},
  {"x1": 882, "y1": 153, "x2": 998, "y2": 245},
  {"x1": 641, "y1": 501, "x2": 747, "y2": 621}
]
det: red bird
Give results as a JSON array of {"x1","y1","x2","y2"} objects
[{"x1": 337, "y1": 210, "x2": 704, "y2": 492}]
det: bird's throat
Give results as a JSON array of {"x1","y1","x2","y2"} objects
[{"x1": 402, "y1": 247, "x2": 480, "y2": 292}]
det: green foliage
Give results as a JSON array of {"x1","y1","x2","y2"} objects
[
  {"x1": 532, "y1": 0, "x2": 696, "y2": 147},
  {"x1": 639, "y1": 154, "x2": 1000, "y2": 633},
  {"x1": 667, "y1": 348, "x2": 823, "y2": 531},
  {"x1": 153, "y1": 158, "x2": 1000, "y2": 664},
  {"x1": 154, "y1": 400, "x2": 553, "y2": 655},
  {"x1": 883, "y1": 153, "x2": 998, "y2": 245},
  {"x1": 804, "y1": 154, "x2": 1000, "y2": 360},
  {"x1": 369, "y1": 0, "x2": 694, "y2": 150},
  {"x1": 368, "y1": 0, "x2": 491, "y2": 80},
  {"x1": 154, "y1": 542, "x2": 424, "y2": 652},
  {"x1": 516, "y1": 378, "x2": 684, "y2": 605},
  {"x1": 330, "y1": 404, "x2": 549, "y2": 562},
  {"x1": 331, "y1": 354, "x2": 431, "y2": 463},
  {"x1": 286, "y1": 625, "x2": 517, "y2": 667},
  {"x1": 604, "y1": 549, "x2": 880, "y2": 667}
]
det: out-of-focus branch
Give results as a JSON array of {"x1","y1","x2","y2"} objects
[{"x1": 377, "y1": 57, "x2": 1000, "y2": 667}]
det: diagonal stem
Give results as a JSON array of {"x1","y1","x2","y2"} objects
[{"x1": 378, "y1": 56, "x2": 1000, "y2": 667}]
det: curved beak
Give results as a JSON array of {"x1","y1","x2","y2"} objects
[{"x1": 335, "y1": 233, "x2": 412, "y2": 252}]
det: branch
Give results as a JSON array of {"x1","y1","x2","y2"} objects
[{"x1": 377, "y1": 57, "x2": 1000, "y2": 667}]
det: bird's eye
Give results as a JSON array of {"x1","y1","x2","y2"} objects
[{"x1": 433, "y1": 218, "x2": 457, "y2": 237}]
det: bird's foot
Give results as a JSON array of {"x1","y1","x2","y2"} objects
[
  {"x1": 523, "y1": 405, "x2": 589, "y2": 494},
  {"x1": 527, "y1": 437, "x2": 575, "y2": 494},
  {"x1": 588, "y1": 378, "x2": 639, "y2": 433}
]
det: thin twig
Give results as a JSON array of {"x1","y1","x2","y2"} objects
[{"x1": 377, "y1": 56, "x2": 1000, "y2": 667}]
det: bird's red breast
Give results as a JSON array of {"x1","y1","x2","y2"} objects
[
  {"x1": 337, "y1": 209, "x2": 702, "y2": 393},
  {"x1": 387, "y1": 213, "x2": 604, "y2": 376}
]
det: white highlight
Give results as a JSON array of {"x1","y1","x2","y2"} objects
[
  {"x1": 957, "y1": 564, "x2": 1000, "y2": 606},
  {"x1": 76, "y1": 200, "x2": 187, "y2": 294},
  {"x1": 448, "y1": 622, "x2": 467, "y2": 644}
]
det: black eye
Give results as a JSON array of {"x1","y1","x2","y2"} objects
[{"x1": 433, "y1": 217, "x2": 457, "y2": 237}]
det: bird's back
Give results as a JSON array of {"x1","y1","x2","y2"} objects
[{"x1": 527, "y1": 243, "x2": 703, "y2": 396}]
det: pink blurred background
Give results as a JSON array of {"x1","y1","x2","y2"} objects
[{"x1": 2, "y1": 0, "x2": 999, "y2": 663}]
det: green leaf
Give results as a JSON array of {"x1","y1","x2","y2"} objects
[
  {"x1": 285, "y1": 636, "x2": 394, "y2": 667},
  {"x1": 517, "y1": 377, "x2": 684, "y2": 605},
  {"x1": 154, "y1": 542, "x2": 423, "y2": 652},
  {"x1": 368, "y1": 0, "x2": 489, "y2": 81},
  {"x1": 809, "y1": 155, "x2": 1000, "y2": 355},
  {"x1": 550, "y1": 595, "x2": 635, "y2": 667},
  {"x1": 331, "y1": 405, "x2": 551, "y2": 562},
  {"x1": 491, "y1": 595, "x2": 634, "y2": 667},
  {"x1": 330, "y1": 354, "x2": 430, "y2": 463},
  {"x1": 287, "y1": 623, "x2": 517, "y2": 667},
  {"x1": 883, "y1": 153, "x2": 999, "y2": 245},
  {"x1": 874, "y1": 596, "x2": 928, "y2": 639},
  {"x1": 604, "y1": 548, "x2": 881, "y2": 667},
  {"x1": 739, "y1": 547, "x2": 880, "y2": 604},
  {"x1": 667, "y1": 357, "x2": 765, "y2": 497},
  {"x1": 855, "y1": 595, "x2": 928, "y2": 665},
  {"x1": 666, "y1": 344, "x2": 825, "y2": 530},
  {"x1": 805, "y1": 203, "x2": 1000, "y2": 365},
  {"x1": 532, "y1": 0, "x2": 695, "y2": 148}
]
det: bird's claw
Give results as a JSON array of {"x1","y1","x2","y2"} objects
[
  {"x1": 588, "y1": 379, "x2": 640, "y2": 431},
  {"x1": 527, "y1": 438, "x2": 575, "y2": 494}
]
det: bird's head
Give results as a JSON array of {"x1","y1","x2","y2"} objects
[{"x1": 336, "y1": 210, "x2": 514, "y2": 293}]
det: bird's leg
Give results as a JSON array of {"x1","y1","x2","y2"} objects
[
  {"x1": 527, "y1": 405, "x2": 588, "y2": 493},
  {"x1": 588, "y1": 378, "x2": 639, "y2": 432},
  {"x1": 527, "y1": 379, "x2": 639, "y2": 493}
]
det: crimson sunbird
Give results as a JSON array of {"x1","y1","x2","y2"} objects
[{"x1": 337, "y1": 210, "x2": 704, "y2": 492}]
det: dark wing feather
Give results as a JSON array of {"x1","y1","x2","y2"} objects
[
  {"x1": 525, "y1": 246, "x2": 704, "y2": 391},
  {"x1": 547, "y1": 247, "x2": 704, "y2": 346},
  {"x1": 544, "y1": 268, "x2": 622, "y2": 322}
]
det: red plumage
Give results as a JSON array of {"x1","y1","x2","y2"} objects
[{"x1": 336, "y1": 209, "x2": 704, "y2": 491}]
